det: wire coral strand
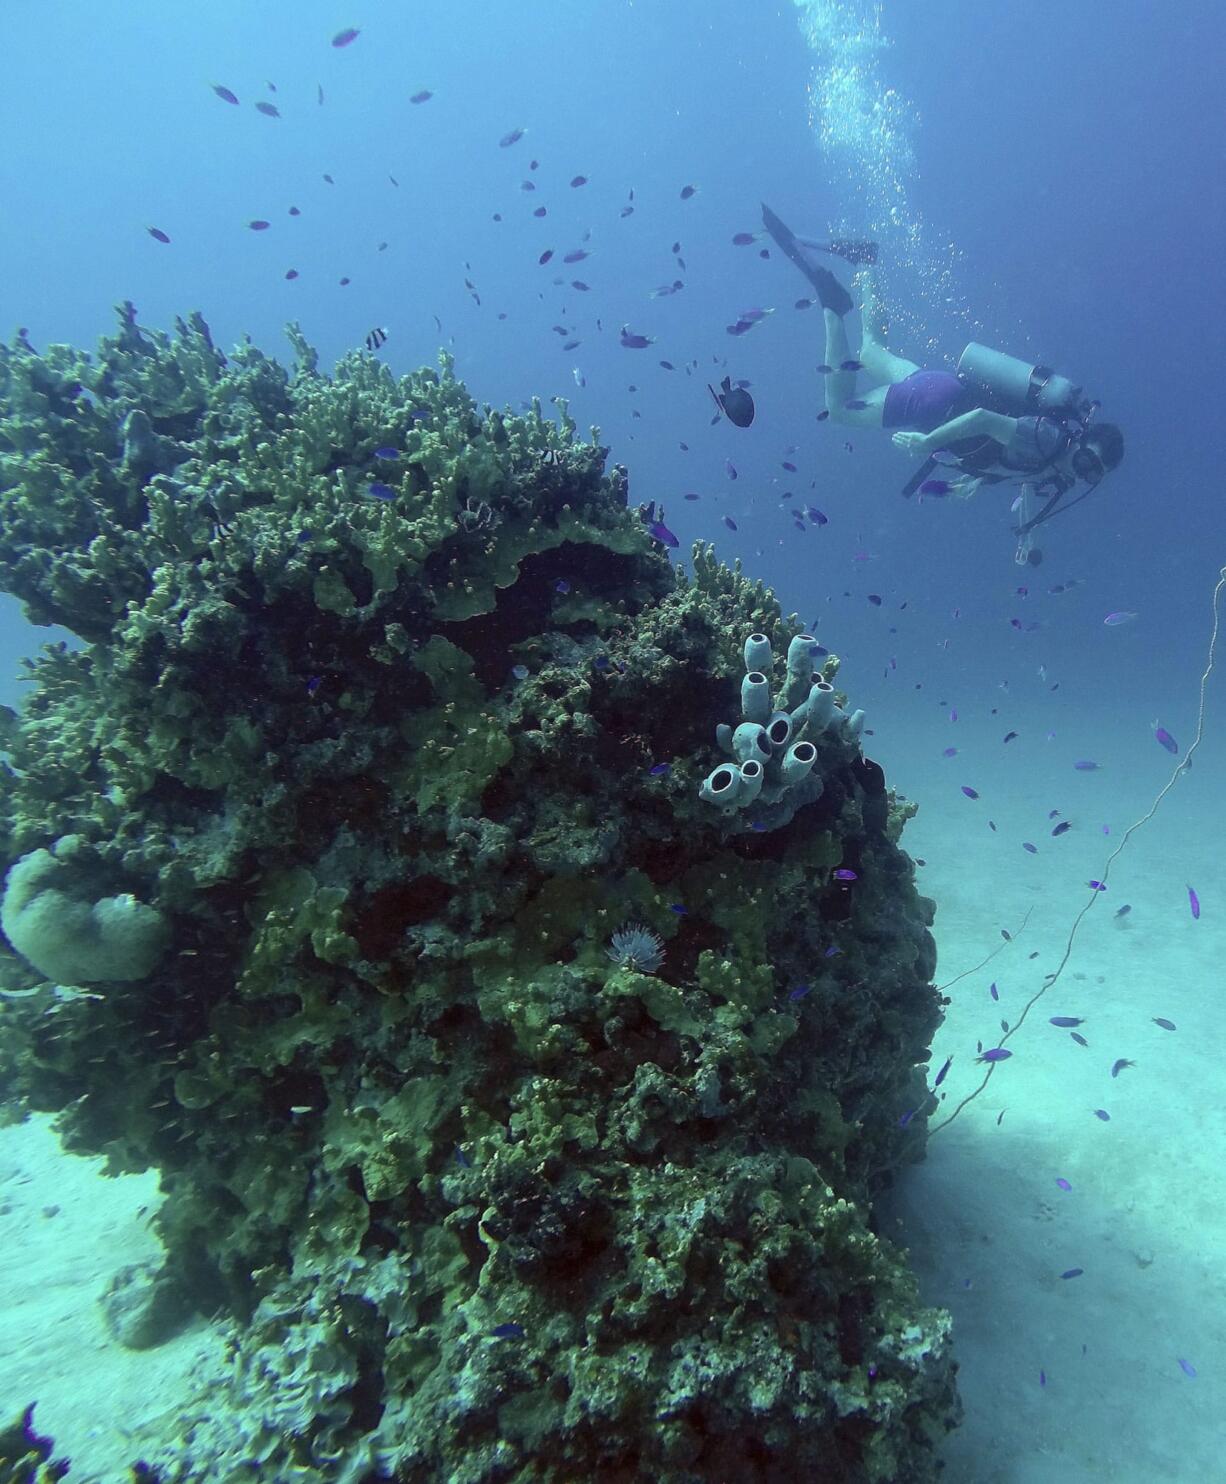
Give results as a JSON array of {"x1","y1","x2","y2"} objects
[{"x1": 930, "y1": 563, "x2": 1226, "y2": 1136}]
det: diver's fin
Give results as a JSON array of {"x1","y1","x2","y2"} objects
[{"x1": 761, "y1": 203, "x2": 854, "y2": 316}]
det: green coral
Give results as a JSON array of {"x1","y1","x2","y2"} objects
[{"x1": 0, "y1": 312, "x2": 956, "y2": 1482}]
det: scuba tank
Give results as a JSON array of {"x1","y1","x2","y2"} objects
[{"x1": 956, "y1": 343, "x2": 1087, "y2": 417}]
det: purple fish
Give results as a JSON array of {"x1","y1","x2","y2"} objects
[
  {"x1": 1111, "y1": 1058, "x2": 1135, "y2": 1078},
  {"x1": 1055, "y1": 1178, "x2": 1072, "y2": 1192},
  {"x1": 731, "y1": 231, "x2": 756, "y2": 245},
  {"x1": 1178, "y1": 1358, "x2": 1197, "y2": 1378},
  {"x1": 647, "y1": 520, "x2": 678, "y2": 548},
  {"x1": 680, "y1": 184, "x2": 697, "y2": 199},
  {"x1": 255, "y1": 101, "x2": 280, "y2": 118},
  {"x1": 1074, "y1": 760, "x2": 1101, "y2": 770},
  {"x1": 211, "y1": 84, "x2": 239, "y2": 105},
  {"x1": 366, "y1": 481, "x2": 396, "y2": 500},
  {"x1": 1049, "y1": 1016, "x2": 1084, "y2": 1028},
  {"x1": 989, "y1": 982, "x2": 999, "y2": 1001},
  {"x1": 1052, "y1": 821, "x2": 1072, "y2": 836},
  {"x1": 620, "y1": 326, "x2": 654, "y2": 349},
  {"x1": 648, "y1": 762, "x2": 670, "y2": 777},
  {"x1": 1188, "y1": 885, "x2": 1200, "y2": 919},
  {"x1": 1022, "y1": 842, "x2": 1037, "y2": 853},
  {"x1": 1103, "y1": 611, "x2": 1137, "y2": 626},
  {"x1": 1152, "y1": 1017, "x2": 1177, "y2": 1031},
  {"x1": 920, "y1": 479, "x2": 953, "y2": 496},
  {"x1": 1154, "y1": 726, "x2": 1178, "y2": 754},
  {"x1": 1092, "y1": 1108, "x2": 1111, "y2": 1121},
  {"x1": 331, "y1": 27, "x2": 360, "y2": 47},
  {"x1": 284, "y1": 268, "x2": 299, "y2": 280},
  {"x1": 723, "y1": 516, "x2": 738, "y2": 531},
  {"x1": 807, "y1": 507, "x2": 828, "y2": 525},
  {"x1": 961, "y1": 785, "x2": 980, "y2": 799},
  {"x1": 147, "y1": 226, "x2": 171, "y2": 244},
  {"x1": 788, "y1": 984, "x2": 811, "y2": 1002},
  {"x1": 1060, "y1": 1268, "x2": 1084, "y2": 1280},
  {"x1": 933, "y1": 1055, "x2": 953, "y2": 1088},
  {"x1": 563, "y1": 249, "x2": 590, "y2": 264},
  {"x1": 248, "y1": 219, "x2": 271, "y2": 231},
  {"x1": 499, "y1": 127, "x2": 525, "y2": 148},
  {"x1": 833, "y1": 868, "x2": 857, "y2": 881},
  {"x1": 977, "y1": 1048, "x2": 1012, "y2": 1063},
  {"x1": 410, "y1": 90, "x2": 433, "y2": 104}
]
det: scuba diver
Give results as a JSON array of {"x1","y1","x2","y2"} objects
[{"x1": 761, "y1": 203, "x2": 1125, "y2": 565}]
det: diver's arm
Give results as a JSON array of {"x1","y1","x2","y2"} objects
[{"x1": 893, "y1": 408, "x2": 1017, "y2": 453}]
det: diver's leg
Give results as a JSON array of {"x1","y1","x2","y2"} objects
[
  {"x1": 855, "y1": 268, "x2": 919, "y2": 385},
  {"x1": 822, "y1": 309, "x2": 857, "y2": 419}
]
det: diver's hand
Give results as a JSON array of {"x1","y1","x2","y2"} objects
[{"x1": 891, "y1": 431, "x2": 929, "y2": 453}]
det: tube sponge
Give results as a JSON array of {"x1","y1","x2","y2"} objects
[{"x1": 1, "y1": 845, "x2": 170, "y2": 983}]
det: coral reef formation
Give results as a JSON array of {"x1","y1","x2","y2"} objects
[{"x1": 0, "y1": 306, "x2": 957, "y2": 1481}]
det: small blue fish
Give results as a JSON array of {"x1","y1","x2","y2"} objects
[
  {"x1": 367, "y1": 481, "x2": 396, "y2": 500},
  {"x1": 816, "y1": 364, "x2": 833, "y2": 374},
  {"x1": 961, "y1": 785, "x2": 979, "y2": 799},
  {"x1": 647, "y1": 520, "x2": 678, "y2": 548},
  {"x1": 1154, "y1": 726, "x2": 1178, "y2": 754},
  {"x1": 1051, "y1": 821, "x2": 1072, "y2": 836},
  {"x1": 668, "y1": 903, "x2": 687, "y2": 915},
  {"x1": 788, "y1": 984, "x2": 811, "y2": 1002},
  {"x1": 1114, "y1": 904, "x2": 1131, "y2": 917},
  {"x1": 723, "y1": 515, "x2": 738, "y2": 531},
  {"x1": 1049, "y1": 1016, "x2": 1083, "y2": 1027},
  {"x1": 1177, "y1": 1358, "x2": 1197, "y2": 1378},
  {"x1": 1022, "y1": 842, "x2": 1037, "y2": 853},
  {"x1": 554, "y1": 579, "x2": 571, "y2": 594},
  {"x1": 1110, "y1": 1058, "x2": 1135, "y2": 1078},
  {"x1": 920, "y1": 479, "x2": 953, "y2": 496},
  {"x1": 1074, "y1": 760, "x2": 1101, "y2": 770},
  {"x1": 977, "y1": 1048, "x2": 1012, "y2": 1063},
  {"x1": 1092, "y1": 1108, "x2": 1111, "y2": 1121},
  {"x1": 648, "y1": 762, "x2": 670, "y2": 777},
  {"x1": 620, "y1": 326, "x2": 654, "y2": 349},
  {"x1": 374, "y1": 446, "x2": 399, "y2": 460},
  {"x1": 1060, "y1": 1267, "x2": 1084, "y2": 1280},
  {"x1": 1152, "y1": 1016, "x2": 1176, "y2": 1031},
  {"x1": 933, "y1": 1055, "x2": 953, "y2": 1088},
  {"x1": 491, "y1": 1322, "x2": 524, "y2": 1339}
]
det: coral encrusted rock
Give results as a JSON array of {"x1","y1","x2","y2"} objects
[{"x1": 0, "y1": 308, "x2": 959, "y2": 1482}]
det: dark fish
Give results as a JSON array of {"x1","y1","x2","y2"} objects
[
  {"x1": 1071, "y1": 1032, "x2": 1089, "y2": 1046},
  {"x1": 867, "y1": 594, "x2": 882, "y2": 606},
  {"x1": 707, "y1": 375, "x2": 754, "y2": 428},
  {"x1": 410, "y1": 90, "x2": 433, "y2": 104},
  {"x1": 1110, "y1": 1059, "x2": 1135, "y2": 1078},
  {"x1": 782, "y1": 460, "x2": 797, "y2": 472},
  {"x1": 1092, "y1": 1108, "x2": 1111, "y2": 1121},
  {"x1": 933, "y1": 1055, "x2": 953, "y2": 1088},
  {"x1": 212, "y1": 84, "x2": 239, "y2": 105},
  {"x1": 816, "y1": 364, "x2": 833, "y2": 374},
  {"x1": 920, "y1": 479, "x2": 953, "y2": 496},
  {"x1": 248, "y1": 219, "x2": 271, "y2": 231},
  {"x1": 816, "y1": 410, "x2": 830, "y2": 421},
  {"x1": 571, "y1": 280, "x2": 590, "y2": 291},
  {"x1": 961, "y1": 785, "x2": 979, "y2": 799},
  {"x1": 255, "y1": 101, "x2": 280, "y2": 117},
  {"x1": 288, "y1": 205, "x2": 301, "y2": 215},
  {"x1": 332, "y1": 27, "x2": 360, "y2": 47},
  {"x1": 723, "y1": 516, "x2": 737, "y2": 531},
  {"x1": 788, "y1": 984, "x2": 811, "y2": 1002},
  {"x1": 795, "y1": 298, "x2": 815, "y2": 309},
  {"x1": 563, "y1": 249, "x2": 590, "y2": 263},
  {"x1": 339, "y1": 276, "x2": 350, "y2": 285},
  {"x1": 1152, "y1": 1017, "x2": 1176, "y2": 1031},
  {"x1": 807, "y1": 507, "x2": 828, "y2": 525},
  {"x1": 318, "y1": 83, "x2": 324, "y2": 104},
  {"x1": 1003, "y1": 731, "x2": 1018, "y2": 743},
  {"x1": 1051, "y1": 821, "x2": 1072, "y2": 836},
  {"x1": 839, "y1": 358, "x2": 864, "y2": 371},
  {"x1": 647, "y1": 520, "x2": 678, "y2": 548},
  {"x1": 554, "y1": 579, "x2": 571, "y2": 595},
  {"x1": 668, "y1": 903, "x2": 687, "y2": 914},
  {"x1": 1049, "y1": 1016, "x2": 1084, "y2": 1028},
  {"x1": 538, "y1": 249, "x2": 554, "y2": 264},
  {"x1": 1188, "y1": 884, "x2": 1201, "y2": 919},
  {"x1": 491, "y1": 1322, "x2": 524, "y2": 1339},
  {"x1": 367, "y1": 481, "x2": 396, "y2": 500},
  {"x1": 620, "y1": 326, "x2": 654, "y2": 349},
  {"x1": 324, "y1": 174, "x2": 335, "y2": 183},
  {"x1": 684, "y1": 492, "x2": 699, "y2": 501},
  {"x1": 147, "y1": 226, "x2": 171, "y2": 243},
  {"x1": 1178, "y1": 1358, "x2": 1197, "y2": 1379},
  {"x1": 1074, "y1": 759, "x2": 1101, "y2": 770},
  {"x1": 284, "y1": 267, "x2": 299, "y2": 279},
  {"x1": 724, "y1": 460, "x2": 737, "y2": 480},
  {"x1": 455, "y1": 1145, "x2": 472, "y2": 1167},
  {"x1": 977, "y1": 1048, "x2": 1012, "y2": 1063},
  {"x1": 499, "y1": 127, "x2": 525, "y2": 147},
  {"x1": 570, "y1": 175, "x2": 588, "y2": 187},
  {"x1": 680, "y1": 184, "x2": 698, "y2": 199},
  {"x1": 1060, "y1": 1268, "x2": 1084, "y2": 1280},
  {"x1": 832, "y1": 868, "x2": 857, "y2": 881},
  {"x1": 648, "y1": 762, "x2": 669, "y2": 776},
  {"x1": 1115, "y1": 904, "x2": 1131, "y2": 918},
  {"x1": 731, "y1": 231, "x2": 756, "y2": 245},
  {"x1": 1055, "y1": 1178, "x2": 1072, "y2": 1191},
  {"x1": 374, "y1": 446, "x2": 399, "y2": 460}
]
